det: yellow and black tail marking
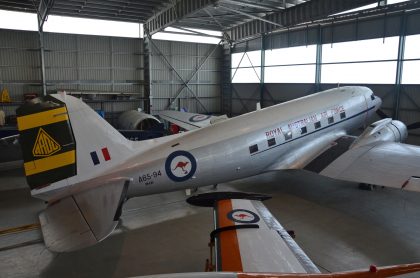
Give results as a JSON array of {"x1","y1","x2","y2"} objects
[{"x1": 16, "y1": 95, "x2": 76, "y2": 189}]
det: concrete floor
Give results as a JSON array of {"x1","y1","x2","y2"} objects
[{"x1": 0, "y1": 167, "x2": 420, "y2": 278}]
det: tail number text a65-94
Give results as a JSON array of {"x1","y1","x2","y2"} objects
[{"x1": 139, "y1": 170, "x2": 162, "y2": 183}]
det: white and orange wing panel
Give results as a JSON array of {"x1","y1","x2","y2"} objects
[{"x1": 187, "y1": 192, "x2": 320, "y2": 274}]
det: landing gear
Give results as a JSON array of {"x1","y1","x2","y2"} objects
[
  {"x1": 186, "y1": 187, "x2": 198, "y2": 196},
  {"x1": 358, "y1": 183, "x2": 380, "y2": 191}
]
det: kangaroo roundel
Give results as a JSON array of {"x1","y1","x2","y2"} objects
[
  {"x1": 227, "y1": 209, "x2": 260, "y2": 224},
  {"x1": 165, "y1": 150, "x2": 197, "y2": 182},
  {"x1": 189, "y1": 114, "x2": 211, "y2": 122}
]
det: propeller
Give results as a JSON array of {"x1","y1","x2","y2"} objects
[
  {"x1": 376, "y1": 109, "x2": 420, "y2": 130},
  {"x1": 407, "y1": 122, "x2": 420, "y2": 130},
  {"x1": 375, "y1": 109, "x2": 389, "y2": 119}
]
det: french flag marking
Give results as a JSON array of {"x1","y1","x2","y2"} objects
[
  {"x1": 90, "y1": 147, "x2": 111, "y2": 165},
  {"x1": 101, "y1": 147, "x2": 111, "y2": 161}
]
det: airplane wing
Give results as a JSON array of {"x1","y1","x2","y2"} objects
[
  {"x1": 317, "y1": 141, "x2": 420, "y2": 192},
  {"x1": 159, "y1": 110, "x2": 228, "y2": 131},
  {"x1": 39, "y1": 180, "x2": 128, "y2": 252},
  {"x1": 136, "y1": 263, "x2": 420, "y2": 277},
  {"x1": 273, "y1": 132, "x2": 420, "y2": 193},
  {"x1": 187, "y1": 192, "x2": 320, "y2": 274},
  {"x1": 184, "y1": 192, "x2": 420, "y2": 278},
  {"x1": 265, "y1": 132, "x2": 352, "y2": 171}
]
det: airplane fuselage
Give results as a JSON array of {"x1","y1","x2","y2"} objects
[
  {"x1": 123, "y1": 86, "x2": 380, "y2": 198},
  {"x1": 32, "y1": 86, "x2": 380, "y2": 201}
]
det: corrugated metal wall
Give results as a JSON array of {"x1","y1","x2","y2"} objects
[
  {"x1": 0, "y1": 29, "x2": 223, "y2": 127},
  {"x1": 44, "y1": 33, "x2": 144, "y2": 95},
  {"x1": 149, "y1": 40, "x2": 222, "y2": 114},
  {"x1": 0, "y1": 29, "x2": 40, "y2": 116},
  {"x1": 0, "y1": 29, "x2": 145, "y2": 125},
  {"x1": 43, "y1": 32, "x2": 145, "y2": 126}
]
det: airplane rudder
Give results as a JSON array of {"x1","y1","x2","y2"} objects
[{"x1": 16, "y1": 95, "x2": 77, "y2": 189}]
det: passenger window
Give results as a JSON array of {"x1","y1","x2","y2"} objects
[
  {"x1": 283, "y1": 130, "x2": 292, "y2": 140},
  {"x1": 267, "y1": 138, "x2": 276, "y2": 147},
  {"x1": 301, "y1": 126, "x2": 307, "y2": 134},
  {"x1": 328, "y1": 117, "x2": 334, "y2": 124},
  {"x1": 340, "y1": 112, "x2": 346, "y2": 119},
  {"x1": 314, "y1": 121, "x2": 321, "y2": 129},
  {"x1": 249, "y1": 144, "x2": 258, "y2": 154}
]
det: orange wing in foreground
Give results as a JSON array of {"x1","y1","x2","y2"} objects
[{"x1": 238, "y1": 263, "x2": 420, "y2": 278}]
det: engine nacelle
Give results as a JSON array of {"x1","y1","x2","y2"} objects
[
  {"x1": 350, "y1": 118, "x2": 407, "y2": 149},
  {"x1": 118, "y1": 110, "x2": 161, "y2": 131}
]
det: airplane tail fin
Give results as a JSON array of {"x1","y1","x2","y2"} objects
[
  {"x1": 16, "y1": 93, "x2": 134, "y2": 252},
  {"x1": 16, "y1": 93, "x2": 132, "y2": 191}
]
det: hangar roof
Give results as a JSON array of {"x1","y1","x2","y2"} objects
[{"x1": 0, "y1": 0, "x2": 416, "y2": 42}]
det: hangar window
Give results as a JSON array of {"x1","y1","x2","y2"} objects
[
  {"x1": 402, "y1": 35, "x2": 420, "y2": 84},
  {"x1": 249, "y1": 144, "x2": 258, "y2": 154},
  {"x1": 314, "y1": 121, "x2": 321, "y2": 129},
  {"x1": 321, "y1": 62, "x2": 397, "y2": 84},
  {"x1": 321, "y1": 37, "x2": 399, "y2": 84},
  {"x1": 265, "y1": 65, "x2": 316, "y2": 83},
  {"x1": 267, "y1": 138, "x2": 276, "y2": 147},
  {"x1": 340, "y1": 112, "x2": 346, "y2": 119},
  {"x1": 265, "y1": 45, "x2": 316, "y2": 83},
  {"x1": 323, "y1": 37, "x2": 399, "y2": 63},
  {"x1": 301, "y1": 126, "x2": 307, "y2": 134},
  {"x1": 328, "y1": 117, "x2": 334, "y2": 124},
  {"x1": 232, "y1": 50, "x2": 262, "y2": 83}
]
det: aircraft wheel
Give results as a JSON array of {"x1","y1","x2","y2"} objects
[{"x1": 358, "y1": 183, "x2": 374, "y2": 191}]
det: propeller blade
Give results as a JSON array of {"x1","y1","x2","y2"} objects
[
  {"x1": 407, "y1": 122, "x2": 420, "y2": 130},
  {"x1": 376, "y1": 109, "x2": 389, "y2": 119}
]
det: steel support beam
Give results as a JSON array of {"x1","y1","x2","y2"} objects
[
  {"x1": 167, "y1": 41, "x2": 222, "y2": 110},
  {"x1": 315, "y1": 26, "x2": 322, "y2": 92},
  {"x1": 203, "y1": 8, "x2": 233, "y2": 44},
  {"x1": 218, "y1": 4, "x2": 283, "y2": 28},
  {"x1": 34, "y1": 0, "x2": 54, "y2": 96},
  {"x1": 37, "y1": 0, "x2": 55, "y2": 30},
  {"x1": 36, "y1": 0, "x2": 55, "y2": 96},
  {"x1": 38, "y1": 28, "x2": 47, "y2": 96},
  {"x1": 173, "y1": 26, "x2": 220, "y2": 37},
  {"x1": 162, "y1": 29, "x2": 223, "y2": 39},
  {"x1": 259, "y1": 37, "x2": 265, "y2": 107},
  {"x1": 145, "y1": 0, "x2": 216, "y2": 35},
  {"x1": 145, "y1": 30, "x2": 209, "y2": 113},
  {"x1": 144, "y1": 33, "x2": 152, "y2": 114},
  {"x1": 228, "y1": 0, "x2": 378, "y2": 42},
  {"x1": 221, "y1": 45, "x2": 232, "y2": 116},
  {"x1": 221, "y1": 0, "x2": 284, "y2": 12},
  {"x1": 393, "y1": 13, "x2": 407, "y2": 120}
]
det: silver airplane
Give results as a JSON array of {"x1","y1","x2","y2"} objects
[{"x1": 15, "y1": 86, "x2": 420, "y2": 252}]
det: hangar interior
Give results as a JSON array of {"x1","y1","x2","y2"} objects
[
  {"x1": 0, "y1": 0, "x2": 420, "y2": 277},
  {"x1": 0, "y1": 0, "x2": 419, "y2": 143}
]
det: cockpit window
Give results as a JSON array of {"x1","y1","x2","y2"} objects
[{"x1": 370, "y1": 94, "x2": 375, "y2": 100}]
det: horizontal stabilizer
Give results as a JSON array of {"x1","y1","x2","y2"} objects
[{"x1": 39, "y1": 181, "x2": 127, "y2": 252}]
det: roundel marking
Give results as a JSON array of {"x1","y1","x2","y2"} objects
[
  {"x1": 227, "y1": 209, "x2": 260, "y2": 224},
  {"x1": 189, "y1": 114, "x2": 211, "y2": 122},
  {"x1": 165, "y1": 150, "x2": 197, "y2": 182}
]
